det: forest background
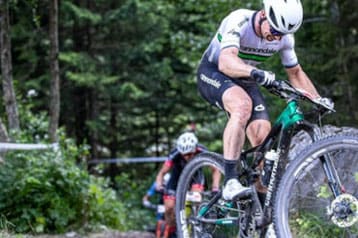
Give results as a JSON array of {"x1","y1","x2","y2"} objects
[{"x1": 0, "y1": 0, "x2": 357, "y2": 235}]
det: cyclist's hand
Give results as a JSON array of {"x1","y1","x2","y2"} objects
[
  {"x1": 155, "y1": 183, "x2": 164, "y2": 192},
  {"x1": 295, "y1": 88, "x2": 315, "y2": 100},
  {"x1": 250, "y1": 69, "x2": 275, "y2": 87},
  {"x1": 314, "y1": 97, "x2": 335, "y2": 110},
  {"x1": 143, "y1": 199, "x2": 152, "y2": 208}
]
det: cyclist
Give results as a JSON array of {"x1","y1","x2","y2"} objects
[
  {"x1": 142, "y1": 173, "x2": 171, "y2": 218},
  {"x1": 197, "y1": 0, "x2": 333, "y2": 200},
  {"x1": 155, "y1": 132, "x2": 216, "y2": 238},
  {"x1": 142, "y1": 173, "x2": 171, "y2": 236}
]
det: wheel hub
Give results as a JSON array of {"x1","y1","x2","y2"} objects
[{"x1": 328, "y1": 193, "x2": 358, "y2": 228}]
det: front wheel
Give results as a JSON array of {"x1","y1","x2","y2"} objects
[{"x1": 274, "y1": 135, "x2": 358, "y2": 238}]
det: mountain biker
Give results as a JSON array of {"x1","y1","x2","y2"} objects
[
  {"x1": 143, "y1": 173, "x2": 171, "y2": 219},
  {"x1": 155, "y1": 132, "x2": 215, "y2": 238},
  {"x1": 143, "y1": 173, "x2": 171, "y2": 236},
  {"x1": 197, "y1": 0, "x2": 333, "y2": 201}
]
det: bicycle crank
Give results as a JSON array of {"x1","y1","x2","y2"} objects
[{"x1": 327, "y1": 193, "x2": 358, "y2": 228}]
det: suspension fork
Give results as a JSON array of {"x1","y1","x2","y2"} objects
[
  {"x1": 296, "y1": 121, "x2": 344, "y2": 196},
  {"x1": 320, "y1": 155, "x2": 344, "y2": 197}
]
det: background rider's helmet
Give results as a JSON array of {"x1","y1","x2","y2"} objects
[
  {"x1": 263, "y1": 0, "x2": 303, "y2": 34},
  {"x1": 176, "y1": 132, "x2": 198, "y2": 154}
]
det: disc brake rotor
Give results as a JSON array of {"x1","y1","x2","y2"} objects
[{"x1": 328, "y1": 193, "x2": 358, "y2": 228}]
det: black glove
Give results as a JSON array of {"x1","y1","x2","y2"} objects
[{"x1": 250, "y1": 69, "x2": 276, "y2": 87}]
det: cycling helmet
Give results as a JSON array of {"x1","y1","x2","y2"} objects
[
  {"x1": 263, "y1": 0, "x2": 303, "y2": 34},
  {"x1": 176, "y1": 132, "x2": 198, "y2": 154}
]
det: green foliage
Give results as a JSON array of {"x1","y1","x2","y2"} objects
[
  {"x1": 0, "y1": 139, "x2": 127, "y2": 234},
  {"x1": 292, "y1": 212, "x2": 358, "y2": 238},
  {"x1": 62, "y1": 1, "x2": 102, "y2": 24},
  {"x1": 115, "y1": 172, "x2": 157, "y2": 230}
]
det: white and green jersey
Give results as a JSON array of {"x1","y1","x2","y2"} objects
[{"x1": 204, "y1": 9, "x2": 298, "y2": 68}]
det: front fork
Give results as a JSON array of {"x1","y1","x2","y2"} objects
[
  {"x1": 320, "y1": 152, "x2": 345, "y2": 197},
  {"x1": 296, "y1": 121, "x2": 344, "y2": 197}
]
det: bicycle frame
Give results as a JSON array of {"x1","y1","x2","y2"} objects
[
  {"x1": 179, "y1": 81, "x2": 345, "y2": 237},
  {"x1": 196, "y1": 98, "x2": 339, "y2": 229}
]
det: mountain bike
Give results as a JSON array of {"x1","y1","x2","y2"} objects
[{"x1": 175, "y1": 79, "x2": 358, "y2": 238}]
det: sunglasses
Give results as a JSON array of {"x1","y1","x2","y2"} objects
[{"x1": 269, "y1": 24, "x2": 284, "y2": 36}]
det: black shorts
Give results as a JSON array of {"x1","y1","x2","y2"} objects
[
  {"x1": 165, "y1": 167, "x2": 204, "y2": 198},
  {"x1": 197, "y1": 56, "x2": 269, "y2": 122}
]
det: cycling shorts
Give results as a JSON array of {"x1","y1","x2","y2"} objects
[
  {"x1": 197, "y1": 55, "x2": 269, "y2": 122},
  {"x1": 164, "y1": 167, "x2": 204, "y2": 199}
]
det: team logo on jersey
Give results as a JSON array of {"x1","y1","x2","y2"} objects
[
  {"x1": 254, "y1": 104, "x2": 265, "y2": 111},
  {"x1": 228, "y1": 29, "x2": 240, "y2": 38}
]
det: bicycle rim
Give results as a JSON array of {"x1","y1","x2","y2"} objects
[
  {"x1": 274, "y1": 135, "x2": 358, "y2": 238},
  {"x1": 175, "y1": 152, "x2": 241, "y2": 238}
]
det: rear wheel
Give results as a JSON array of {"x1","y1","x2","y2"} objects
[
  {"x1": 274, "y1": 135, "x2": 358, "y2": 238},
  {"x1": 175, "y1": 152, "x2": 240, "y2": 238}
]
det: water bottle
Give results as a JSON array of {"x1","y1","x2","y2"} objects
[{"x1": 261, "y1": 150, "x2": 279, "y2": 187}]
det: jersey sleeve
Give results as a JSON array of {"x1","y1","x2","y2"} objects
[
  {"x1": 218, "y1": 10, "x2": 249, "y2": 50},
  {"x1": 280, "y1": 35, "x2": 299, "y2": 68},
  {"x1": 164, "y1": 148, "x2": 177, "y2": 168},
  {"x1": 146, "y1": 182, "x2": 157, "y2": 196}
]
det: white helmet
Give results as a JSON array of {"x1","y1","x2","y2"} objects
[
  {"x1": 263, "y1": 0, "x2": 303, "y2": 34},
  {"x1": 176, "y1": 132, "x2": 198, "y2": 154}
]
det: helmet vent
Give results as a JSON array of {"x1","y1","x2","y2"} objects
[
  {"x1": 281, "y1": 16, "x2": 286, "y2": 27},
  {"x1": 288, "y1": 23, "x2": 295, "y2": 30},
  {"x1": 269, "y1": 7, "x2": 278, "y2": 27}
]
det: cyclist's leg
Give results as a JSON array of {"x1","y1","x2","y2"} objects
[
  {"x1": 245, "y1": 83, "x2": 270, "y2": 147},
  {"x1": 164, "y1": 193, "x2": 176, "y2": 227},
  {"x1": 197, "y1": 59, "x2": 252, "y2": 200},
  {"x1": 244, "y1": 83, "x2": 271, "y2": 194},
  {"x1": 164, "y1": 168, "x2": 180, "y2": 237}
]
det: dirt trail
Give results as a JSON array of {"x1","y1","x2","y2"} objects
[{"x1": 1, "y1": 231, "x2": 155, "y2": 238}]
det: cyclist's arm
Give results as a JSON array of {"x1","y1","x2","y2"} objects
[
  {"x1": 218, "y1": 47, "x2": 255, "y2": 78},
  {"x1": 285, "y1": 64, "x2": 320, "y2": 99},
  {"x1": 155, "y1": 163, "x2": 171, "y2": 191}
]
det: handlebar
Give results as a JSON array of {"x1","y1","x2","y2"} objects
[{"x1": 267, "y1": 80, "x2": 335, "y2": 113}]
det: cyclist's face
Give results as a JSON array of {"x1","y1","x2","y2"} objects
[
  {"x1": 261, "y1": 18, "x2": 283, "y2": 41},
  {"x1": 182, "y1": 152, "x2": 195, "y2": 161}
]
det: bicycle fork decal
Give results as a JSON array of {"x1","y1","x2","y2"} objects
[{"x1": 179, "y1": 210, "x2": 190, "y2": 238}]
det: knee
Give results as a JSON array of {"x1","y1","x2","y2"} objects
[
  {"x1": 223, "y1": 87, "x2": 253, "y2": 124},
  {"x1": 247, "y1": 120, "x2": 271, "y2": 146},
  {"x1": 229, "y1": 99, "x2": 253, "y2": 124}
]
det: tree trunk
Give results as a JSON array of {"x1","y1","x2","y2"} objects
[
  {"x1": 0, "y1": 0, "x2": 20, "y2": 134},
  {"x1": 48, "y1": 0, "x2": 60, "y2": 142},
  {"x1": 0, "y1": 116, "x2": 8, "y2": 142}
]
